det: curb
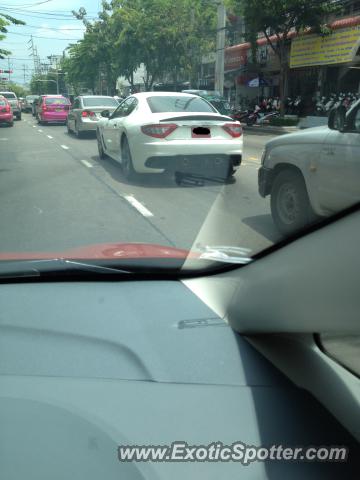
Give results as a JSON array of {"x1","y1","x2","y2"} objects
[{"x1": 242, "y1": 125, "x2": 299, "y2": 135}]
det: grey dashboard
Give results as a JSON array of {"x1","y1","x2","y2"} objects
[{"x1": 0, "y1": 280, "x2": 358, "y2": 479}]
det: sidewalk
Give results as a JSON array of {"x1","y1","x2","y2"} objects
[{"x1": 242, "y1": 124, "x2": 299, "y2": 135}]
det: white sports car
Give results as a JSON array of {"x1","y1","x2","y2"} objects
[{"x1": 96, "y1": 92, "x2": 243, "y2": 180}]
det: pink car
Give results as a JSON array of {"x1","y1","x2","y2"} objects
[
  {"x1": 37, "y1": 95, "x2": 70, "y2": 125},
  {"x1": 0, "y1": 96, "x2": 14, "y2": 127}
]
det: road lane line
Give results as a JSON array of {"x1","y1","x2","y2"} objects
[
  {"x1": 81, "y1": 160, "x2": 93, "y2": 168},
  {"x1": 32, "y1": 125, "x2": 36, "y2": 128},
  {"x1": 124, "y1": 195, "x2": 153, "y2": 217},
  {"x1": 47, "y1": 135, "x2": 53, "y2": 139},
  {"x1": 61, "y1": 145, "x2": 69, "y2": 150},
  {"x1": 38, "y1": 129, "x2": 43, "y2": 133}
]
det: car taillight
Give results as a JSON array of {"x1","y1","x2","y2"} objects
[
  {"x1": 5, "y1": 104, "x2": 10, "y2": 113},
  {"x1": 222, "y1": 123, "x2": 242, "y2": 138},
  {"x1": 82, "y1": 110, "x2": 96, "y2": 117},
  {"x1": 42, "y1": 104, "x2": 48, "y2": 111},
  {"x1": 141, "y1": 124, "x2": 177, "y2": 138}
]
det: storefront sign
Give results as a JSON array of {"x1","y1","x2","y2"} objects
[{"x1": 290, "y1": 25, "x2": 360, "y2": 68}]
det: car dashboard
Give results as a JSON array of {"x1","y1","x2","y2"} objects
[{"x1": 0, "y1": 280, "x2": 358, "y2": 479}]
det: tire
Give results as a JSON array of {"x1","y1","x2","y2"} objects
[
  {"x1": 270, "y1": 169, "x2": 317, "y2": 236},
  {"x1": 66, "y1": 121, "x2": 72, "y2": 134},
  {"x1": 16, "y1": 114, "x2": 21, "y2": 121},
  {"x1": 8, "y1": 121, "x2": 14, "y2": 127},
  {"x1": 121, "y1": 137, "x2": 136, "y2": 180},
  {"x1": 97, "y1": 129, "x2": 106, "y2": 159}
]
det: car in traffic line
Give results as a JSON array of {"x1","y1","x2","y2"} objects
[
  {"x1": 0, "y1": 95, "x2": 14, "y2": 127},
  {"x1": 67, "y1": 95, "x2": 119, "y2": 137},
  {"x1": 23, "y1": 95, "x2": 39, "y2": 113},
  {"x1": 258, "y1": 100, "x2": 360, "y2": 235},
  {"x1": 36, "y1": 95, "x2": 71, "y2": 125},
  {"x1": 0, "y1": 91, "x2": 21, "y2": 120},
  {"x1": 96, "y1": 92, "x2": 243, "y2": 181}
]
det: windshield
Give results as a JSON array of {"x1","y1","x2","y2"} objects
[
  {"x1": 82, "y1": 97, "x2": 119, "y2": 107},
  {"x1": 0, "y1": 0, "x2": 359, "y2": 276}
]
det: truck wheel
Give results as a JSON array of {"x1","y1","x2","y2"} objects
[{"x1": 271, "y1": 169, "x2": 316, "y2": 236}]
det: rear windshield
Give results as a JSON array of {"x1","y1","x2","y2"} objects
[
  {"x1": 45, "y1": 97, "x2": 70, "y2": 105},
  {"x1": 82, "y1": 97, "x2": 119, "y2": 107},
  {"x1": 1, "y1": 93, "x2": 16, "y2": 99},
  {"x1": 147, "y1": 96, "x2": 216, "y2": 113},
  {"x1": 0, "y1": 99, "x2": 7, "y2": 106},
  {"x1": 26, "y1": 95, "x2": 38, "y2": 101}
]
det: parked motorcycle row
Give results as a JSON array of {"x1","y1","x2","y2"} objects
[
  {"x1": 230, "y1": 97, "x2": 281, "y2": 126},
  {"x1": 315, "y1": 92, "x2": 360, "y2": 116},
  {"x1": 229, "y1": 91, "x2": 360, "y2": 126}
]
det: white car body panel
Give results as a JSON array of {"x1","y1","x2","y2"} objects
[
  {"x1": 262, "y1": 102, "x2": 360, "y2": 217},
  {"x1": 97, "y1": 92, "x2": 243, "y2": 174}
]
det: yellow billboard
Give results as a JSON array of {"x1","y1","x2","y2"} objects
[{"x1": 290, "y1": 25, "x2": 360, "y2": 68}]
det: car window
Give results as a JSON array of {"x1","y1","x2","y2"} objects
[
  {"x1": 111, "y1": 97, "x2": 137, "y2": 118},
  {"x1": 45, "y1": 97, "x2": 70, "y2": 105},
  {"x1": 147, "y1": 95, "x2": 216, "y2": 113},
  {"x1": 83, "y1": 97, "x2": 119, "y2": 107},
  {"x1": 72, "y1": 98, "x2": 81, "y2": 109},
  {"x1": 0, "y1": 99, "x2": 7, "y2": 106}
]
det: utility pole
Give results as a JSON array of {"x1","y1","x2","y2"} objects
[
  {"x1": 214, "y1": 0, "x2": 226, "y2": 96},
  {"x1": 22, "y1": 64, "x2": 26, "y2": 84},
  {"x1": 8, "y1": 58, "x2": 11, "y2": 82}
]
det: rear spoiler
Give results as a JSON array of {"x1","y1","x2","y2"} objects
[{"x1": 160, "y1": 115, "x2": 233, "y2": 122}]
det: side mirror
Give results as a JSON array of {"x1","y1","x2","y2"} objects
[
  {"x1": 101, "y1": 109, "x2": 110, "y2": 118},
  {"x1": 328, "y1": 106, "x2": 346, "y2": 132}
]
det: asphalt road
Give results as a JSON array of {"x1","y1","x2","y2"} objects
[{"x1": 0, "y1": 114, "x2": 282, "y2": 255}]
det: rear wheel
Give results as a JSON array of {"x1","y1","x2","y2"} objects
[
  {"x1": 8, "y1": 121, "x2": 14, "y2": 127},
  {"x1": 270, "y1": 169, "x2": 317, "y2": 236},
  {"x1": 66, "y1": 120, "x2": 72, "y2": 134},
  {"x1": 121, "y1": 137, "x2": 136, "y2": 180},
  {"x1": 16, "y1": 113, "x2": 21, "y2": 121}
]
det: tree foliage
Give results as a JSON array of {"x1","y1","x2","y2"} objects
[
  {"x1": 0, "y1": 12, "x2": 25, "y2": 59},
  {"x1": 62, "y1": 0, "x2": 216, "y2": 93},
  {"x1": 228, "y1": 0, "x2": 341, "y2": 111}
]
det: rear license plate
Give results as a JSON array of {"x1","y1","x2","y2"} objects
[{"x1": 192, "y1": 127, "x2": 211, "y2": 138}]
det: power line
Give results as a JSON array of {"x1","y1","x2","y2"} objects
[
  {"x1": 8, "y1": 23, "x2": 85, "y2": 31},
  {"x1": 0, "y1": 7, "x2": 97, "y2": 20},
  {"x1": 6, "y1": 31, "x2": 81, "y2": 40}
]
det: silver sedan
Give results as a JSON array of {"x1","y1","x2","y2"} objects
[{"x1": 66, "y1": 95, "x2": 119, "y2": 137}]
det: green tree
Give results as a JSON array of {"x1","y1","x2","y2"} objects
[
  {"x1": 229, "y1": 0, "x2": 340, "y2": 113},
  {"x1": 6, "y1": 82, "x2": 29, "y2": 97},
  {"x1": 0, "y1": 12, "x2": 25, "y2": 58},
  {"x1": 67, "y1": 0, "x2": 216, "y2": 93}
]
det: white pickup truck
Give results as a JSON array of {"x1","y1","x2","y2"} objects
[{"x1": 259, "y1": 100, "x2": 360, "y2": 235}]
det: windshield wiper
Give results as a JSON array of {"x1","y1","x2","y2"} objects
[
  {"x1": 0, "y1": 258, "x2": 131, "y2": 279},
  {"x1": 196, "y1": 245, "x2": 252, "y2": 264}
]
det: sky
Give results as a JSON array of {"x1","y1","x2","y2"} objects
[{"x1": 0, "y1": 0, "x2": 101, "y2": 85}]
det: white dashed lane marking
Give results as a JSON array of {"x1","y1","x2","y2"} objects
[
  {"x1": 38, "y1": 129, "x2": 43, "y2": 133},
  {"x1": 61, "y1": 145, "x2": 69, "y2": 150},
  {"x1": 47, "y1": 135, "x2": 53, "y2": 139},
  {"x1": 81, "y1": 160, "x2": 93, "y2": 168},
  {"x1": 124, "y1": 195, "x2": 153, "y2": 217}
]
